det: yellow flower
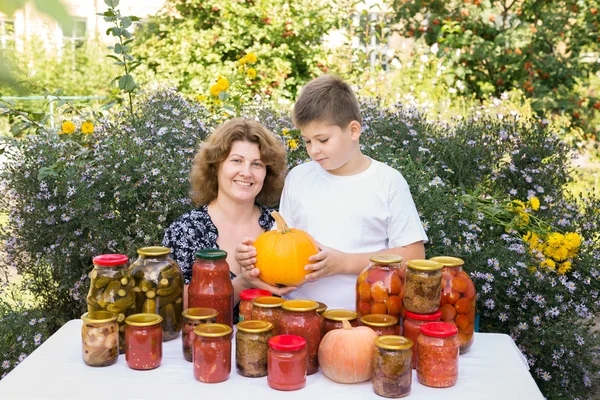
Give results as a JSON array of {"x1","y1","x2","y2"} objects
[
  {"x1": 516, "y1": 211, "x2": 530, "y2": 226},
  {"x1": 528, "y1": 196, "x2": 540, "y2": 211},
  {"x1": 81, "y1": 121, "x2": 94, "y2": 134},
  {"x1": 245, "y1": 52, "x2": 258, "y2": 64},
  {"x1": 239, "y1": 57, "x2": 248, "y2": 65},
  {"x1": 217, "y1": 77, "x2": 230, "y2": 91},
  {"x1": 512, "y1": 199, "x2": 525, "y2": 212},
  {"x1": 564, "y1": 232, "x2": 582, "y2": 250},
  {"x1": 547, "y1": 232, "x2": 564, "y2": 248},
  {"x1": 282, "y1": 128, "x2": 290, "y2": 137},
  {"x1": 210, "y1": 84, "x2": 222, "y2": 97},
  {"x1": 557, "y1": 261, "x2": 572, "y2": 275},
  {"x1": 552, "y1": 246, "x2": 568, "y2": 262},
  {"x1": 61, "y1": 121, "x2": 76, "y2": 134},
  {"x1": 540, "y1": 258, "x2": 556, "y2": 270},
  {"x1": 247, "y1": 68, "x2": 257, "y2": 79},
  {"x1": 287, "y1": 139, "x2": 298, "y2": 150},
  {"x1": 195, "y1": 95, "x2": 207, "y2": 102}
]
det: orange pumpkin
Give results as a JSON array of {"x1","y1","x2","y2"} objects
[
  {"x1": 253, "y1": 211, "x2": 319, "y2": 286},
  {"x1": 318, "y1": 319, "x2": 378, "y2": 383}
]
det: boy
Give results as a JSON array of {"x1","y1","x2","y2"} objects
[{"x1": 236, "y1": 75, "x2": 427, "y2": 310}]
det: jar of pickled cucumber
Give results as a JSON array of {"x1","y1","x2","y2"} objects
[
  {"x1": 181, "y1": 308, "x2": 218, "y2": 362},
  {"x1": 81, "y1": 311, "x2": 119, "y2": 367},
  {"x1": 129, "y1": 246, "x2": 184, "y2": 342},
  {"x1": 373, "y1": 335, "x2": 413, "y2": 398},
  {"x1": 404, "y1": 260, "x2": 443, "y2": 314},
  {"x1": 356, "y1": 255, "x2": 405, "y2": 320},
  {"x1": 236, "y1": 320, "x2": 275, "y2": 377},
  {"x1": 86, "y1": 254, "x2": 135, "y2": 353}
]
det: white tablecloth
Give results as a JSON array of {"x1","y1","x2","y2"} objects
[{"x1": 0, "y1": 320, "x2": 543, "y2": 399}]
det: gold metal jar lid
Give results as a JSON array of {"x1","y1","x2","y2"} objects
[
  {"x1": 252, "y1": 296, "x2": 286, "y2": 308},
  {"x1": 81, "y1": 311, "x2": 118, "y2": 324},
  {"x1": 429, "y1": 256, "x2": 464, "y2": 267},
  {"x1": 369, "y1": 254, "x2": 403, "y2": 264},
  {"x1": 407, "y1": 259, "x2": 443, "y2": 271},
  {"x1": 282, "y1": 299, "x2": 319, "y2": 312},
  {"x1": 360, "y1": 314, "x2": 398, "y2": 327},
  {"x1": 125, "y1": 313, "x2": 163, "y2": 327},
  {"x1": 194, "y1": 323, "x2": 233, "y2": 337},
  {"x1": 236, "y1": 320, "x2": 274, "y2": 333},
  {"x1": 316, "y1": 302, "x2": 328, "y2": 314},
  {"x1": 323, "y1": 309, "x2": 358, "y2": 322},
  {"x1": 182, "y1": 307, "x2": 218, "y2": 320},
  {"x1": 375, "y1": 335, "x2": 413, "y2": 350},
  {"x1": 137, "y1": 246, "x2": 171, "y2": 257}
]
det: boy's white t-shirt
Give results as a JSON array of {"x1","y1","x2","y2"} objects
[{"x1": 278, "y1": 158, "x2": 428, "y2": 310}]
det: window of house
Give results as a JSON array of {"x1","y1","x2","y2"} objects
[
  {"x1": 0, "y1": 18, "x2": 16, "y2": 49},
  {"x1": 61, "y1": 18, "x2": 87, "y2": 50}
]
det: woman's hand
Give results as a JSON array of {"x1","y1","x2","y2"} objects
[
  {"x1": 304, "y1": 243, "x2": 346, "y2": 282},
  {"x1": 238, "y1": 269, "x2": 297, "y2": 297},
  {"x1": 235, "y1": 237, "x2": 258, "y2": 271}
]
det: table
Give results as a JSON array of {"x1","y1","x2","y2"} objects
[{"x1": 0, "y1": 320, "x2": 544, "y2": 399}]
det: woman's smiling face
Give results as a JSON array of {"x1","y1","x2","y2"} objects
[{"x1": 217, "y1": 140, "x2": 266, "y2": 204}]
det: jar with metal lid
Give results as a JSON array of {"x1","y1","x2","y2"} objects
[
  {"x1": 356, "y1": 254, "x2": 405, "y2": 320},
  {"x1": 129, "y1": 246, "x2": 184, "y2": 341},
  {"x1": 81, "y1": 311, "x2": 119, "y2": 367},
  {"x1": 251, "y1": 296, "x2": 285, "y2": 334},
  {"x1": 236, "y1": 320, "x2": 275, "y2": 377},
  {"x1": 316, "y1": 302, "x2": 328, "y2": 316},
  {"x1": 188, "y1": 249, "x2": 234, "y2": 327},
  {"x1": 124, "y1": 313, "x2": 163, "y2": 370},
  {"x1": 430, "y1": 256, "x2": 476, "y2": 354},
  {"x1": 181, "y1": 307, "x2": 218, "y2": 362},
  {"x1": 403, "y1": 310, "x2": 442, "y2": 369},
  {"x1": 279, "y1": 299, "x2": 321, "y2": 375},
  {"x1": 86, "y1": 254, "x2": 134, "y2": 353},
  {"x1": 404, "y1": 259, "x2": 443, "y2": 314},
  {"x1": 239, "y1": 289, "x2": 272, "y2": 322},
  {"x1": 267, "y1": 335, "x2": 307, "y2": 391},
  {"x1": 322, "y1": 309, "x2": 359, "y2": 335},
  {"x1": 417, "y1": 322, "x2": 460, "y2": 388},
  {"x1": 373, "y1": 335, "x2": 414, "y2": 398},
  {"x1": 193, "y1": 323, "x2": 233, "y2": 383},
  {"x1": 360, "y1": 314, "x2": 400, "y2": 336}
]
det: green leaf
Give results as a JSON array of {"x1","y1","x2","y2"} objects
[
  {"x1": 37, "y1": 165, "x2": 59, "y2": 181},
  {"x1": 218, "y1": 91, "x2": 230, "y2": 101},
  {"x1": 105, "y1": 0, "x2": 119, "y2": 8},
  {"x1": 121, "y1": 17, "x2": 132, "y2": 29},
  {"x1": 106, "y1": 54, "x2": 121, "y2": 62},
  {"x1": 118, "y1": 75, "x2": 136, "y2": 92},
  {"x1": 114, "y1": 43, "x2": 123, "y2": 54},
  {"x1": 129, "y1": 16, "x2": 141, "y2": 22}
]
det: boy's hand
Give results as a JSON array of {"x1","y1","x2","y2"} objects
[
  {"x1": 235, "y1": 237, "x2": 257, "y2": 271},
  {"x1": 304, "y1": 243, "x2": 345, "y2": 282},
  {"x1": 239, "y1": 269, "x2": 297, "y2": 297}
]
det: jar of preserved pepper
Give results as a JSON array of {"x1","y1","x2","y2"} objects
[
  {"x1": 239, "y1": 289, "x2": 272, "y2": 322},
  {"x1": 356, "y1": 255, "x2": 405, "y2": 320},
  {"x1": 417, "y1": 322, "x2": 460, "y2": 388},
  {"x1": 188, "y1": 249, "x2": 234, "y2": 327},
  {"x1": 81, "y1": 311, "x2": 119, "y2": 367},
  {"x1": 279, "y1": 300, "x2": 321, "y2": 375},
  {"x1": 124, "y1": 313, "x2": 163, "y2": 370},
  {"x1": 236, "y1": 320, "x2": 275, "y2": 377},
  {"x1": 359, "y1": 314, "x2": 400, "y2": 336},
  {"x1": 267, "y1": 335, "x2": 307, "y2": 391},
  {"x1": 430, "y1": 256, "x2": 476, "y2": 354},
  {"x1": 129, "y1": 246, "x2": 184, "y2": 341},
  {"x1": 181, "y1": 307, "x2": 218, "y2": 362},
  {"x1": 373, "y1": 335, "x2": 413, "y2": 398},
  {"x1": 403, "y1": 310, "x2": 441, "y2": 369},
  {"x1": 404, "y1": 260, "x2": 443, "y2": 314},
  {"x1": 251, "y1": 296, "x2": 285, "y2": 334},
  {"x1": 86, "y1": 254, "x2": 135, "y2": 353},
  {"x1": 193, "y1": 323, "x2": 233, "y2": 383},
  {"x1": 322, "y1": 309, "x2": 359, "y2": 335}
]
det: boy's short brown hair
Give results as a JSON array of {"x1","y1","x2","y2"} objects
[{"x1": 292, "y1": 74, "x2": 362, "y2": 129}]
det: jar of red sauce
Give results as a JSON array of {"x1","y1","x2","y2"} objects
[
  {"x1": 417, "y1": 322, "x2": 460, "y2": 388},
  {"x1": 124, "y1": 313, "x2": 163, "y2": 370},
  {"x1": 239, "y1": 289, "x2": 272, "y2": 322},
  {"x1": 188, "y1": 249, "x2": 234, "y2": 327},
  {"x1": 181, "y1": 307, "x2": 218, "y2": 362},
  {"x1": 403, "y1": 310, "x2": 441, "y2": 369},
  {"x1": 251, "y1": 296, "x2": 285, "y2": 334},
  {"x1": 267, "y1": 335, "x2": 307, "y2": 391},
  {"x1": 360, "y1": 314, "x2": 400, "y2": 336},
  {"x1": 193, "y1": 323, "x2": 233, "y2": 383},
  {"x1": 322, "y1": 309, "x2": 359, "y2": 335},
  {"x1": 279, "y1": 300, "x2": 321, "y2": 375}
]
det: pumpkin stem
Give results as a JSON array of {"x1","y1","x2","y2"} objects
[
  {"x1": 271, "y1": 211, "x2": 292, "y2": 234},
  {"x1": 342, "y1": 319, "x2": 353, "y2": 330}
]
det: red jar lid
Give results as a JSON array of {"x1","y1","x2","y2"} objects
[
  {"x1": 268, "y1": 335, "x2": 307, "y2": 351},
  {"x1": 240, "y1": 289, "x2": 272, "y2": 301},
  {"x1": 420, "y1": 322, "x2": 458, "y2": 338},
  {"x1": 93, "y1": 254, "x2": 128, "y2": 267},
  {"x1": 405, "y1": 310, "x2": 442, "y2": 321}
]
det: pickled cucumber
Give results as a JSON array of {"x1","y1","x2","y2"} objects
[
  {"x1": 106, "y1": 291, "x2": 135, "y2": 313},
  {"x1": 142, "y1": 298, "x2": 157, "y2": 313},
  {"x1": 156, "y1": 276, "x2": 180, "y2": 297},
  {"x1": 160, "y1": 265, "x2": 180, "y2": 279},
  {"x1": 157, "y1": 287, "x2": 182, "y2": 307},
  {"x1": 94, "y1": 276, "x2": 113, "y2": 289},
  {"x1": 140, "y1": 280, "x2": 154, "y2": 292}
]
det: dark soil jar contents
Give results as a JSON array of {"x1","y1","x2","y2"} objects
[
  {"x1": 373, "y1": 335, "x2": 414, "y2": 398},
  {"x1": 251, "y1": 296, "x2": 285, "y2": 334},
  {"x1": 359, "y1": 314, "x2": 400, "y2": 336},
  {"x1": 81, "y1": 311, "x2": 119, "y2": 367},
  {"x1": 278, "y1": 300, "x2": 321, "y2": 375},
  {"x1": 322, "y1": 309, "x2": 359, "y2": 335},
  {"x1": 404, "y1": 260, "x2": 443, "y2": 314},
  {"x1": 181, "y1": 308, "x2": 218, "y2": 362},
  {"x1": 236, "y1": 320, "x2": 275, "y2": 377},
  {"x1": 239, "y1": 289, "x2": 272, "y2": 322}
]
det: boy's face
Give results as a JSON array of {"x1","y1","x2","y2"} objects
[{"x1": 300, "y1": 119, "x2": 361, "y2": 175}]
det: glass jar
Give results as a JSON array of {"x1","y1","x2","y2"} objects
[
  {"x1": 430, "y1": 256, "x2": 477, "y2": 354},
  {"x1": 417, "y1": 322, "x2": 460, "y2": 388},
  {"x1": 81, "y1": 311, "x2": 119, "y2": 367},
  {"x1": 403, "y1": 310, "x2": 441, "y2": 369},
  {"x1": 236, "y1": 320, "x2": 275, "y2": 377},
  {"x1": 239, "y1": 289, "x2": 272, "y2": 322},
  {"x1": 193, "y1": 323, "x2": 233, "y2": 383},
  {"x1": 188, "y1": 249, "x2": 234, "y2": 327},
  {"x1": 356, "y1": 254, "x2": 405, "y2": 321},
  {"x1": 181, "y1": 308, "x2": 218, "y2": 362},
  {"x1": 86, "y1": 254, "x2": 135, "y2": 353},
  {"x1": 124, "y1": 313, "x2": 163, "y2": 370},
  {"x1": 251, "y1": 296, "x2": 285, "y2": 334},
  {"x1": 404, "y1": 260, "x2": 443, "y2": 314},
  {"x1": 316, "y1": 302, "x2": 328, "y2": 316},
  {"x1": 129, "y1": 246, "x2": 184, "y2": 341},
  {"x1": 267, "y1": 335, "x2": 307, "y2": 391},
  {"x1": 373, "y1": 335, "x2": 413, "y2": 398},
  {"x1": 322, "y1": 309, "x2": 359, "y2": 335},
  {"x1": 360, "y1": 314, "x2": 400, "y2": 336},
  {"x1": 279, "y1": 300, "x2": 321, "y2": 375}
]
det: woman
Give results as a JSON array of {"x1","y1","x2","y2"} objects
[{"x1": 162, "y1": 118, "x2": 294, "y2": 312}]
